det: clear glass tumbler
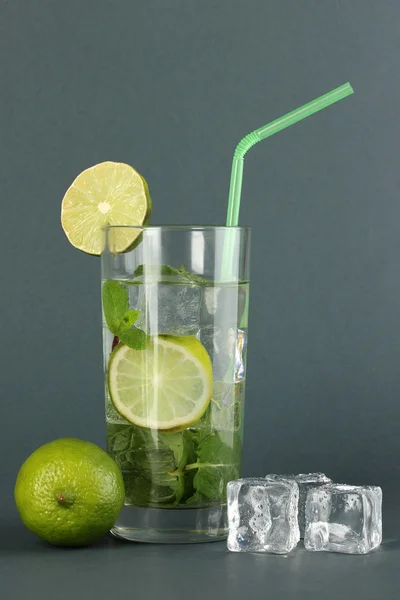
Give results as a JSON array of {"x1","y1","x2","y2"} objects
[{"x1": 101, "y1": 226, "x2": 251, "y2": 542}]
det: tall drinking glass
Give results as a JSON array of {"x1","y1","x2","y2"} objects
[{"x1": 102, "y1": 226, "x2": 250, "y2": 542}]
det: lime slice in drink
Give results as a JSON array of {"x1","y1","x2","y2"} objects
[
  {"x1": 108, "y1": 335, "x2": 213, "y2": 431},
  {"x1": 61, "y1": 161, "x2": 152, "y2": 255}
]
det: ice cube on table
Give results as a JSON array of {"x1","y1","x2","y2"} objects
[
  {"x1": 227, "y1": 477, "x2": 300, "y2": 554},
  {"x1": 266, "y1": 473, "x2": 332, "y2": 537},
  {"x1": 304, "y1": 484, "x2": 382, "y2": 554},
  {"x1": 135, "y1": 283, "x2": 202, "y2": 335}
]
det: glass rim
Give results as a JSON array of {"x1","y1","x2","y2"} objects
[{"x1": 102, "y1": 225, "x2": 251, "y2": 231}]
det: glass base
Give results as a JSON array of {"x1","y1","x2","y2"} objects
[{"x1": 110, "y1": 504, "x2": 228, "y2": 544}]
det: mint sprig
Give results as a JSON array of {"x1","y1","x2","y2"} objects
[
  {"x1": 102, "y1": 280, "x2": 148, "y2": 350},
  {"x1": 107, "y1": 423, "x2": 241, "y2": 507}
]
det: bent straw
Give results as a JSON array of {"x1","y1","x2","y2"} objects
[
  {"x1": 221, "y1": 83, "x2": 354, "y2": 282},
  {"x1": 226, "y1": 83, "x2": 354, "y2": 227}
]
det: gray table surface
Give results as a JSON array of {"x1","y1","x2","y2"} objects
[{"x1": 2, "y1": 503, "x2": 399, "y2": 600}]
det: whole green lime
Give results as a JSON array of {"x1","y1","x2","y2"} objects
[{"x1": 15, "y1": 438, "x2": 125, "y2": 547}]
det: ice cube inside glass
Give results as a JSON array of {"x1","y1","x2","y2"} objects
[
  {"x1": 304, "y1": 484, "x2": 382, "y2": 554},
  {"x1": 227, "y1": 477, "x2": 300, "y2": 554}
]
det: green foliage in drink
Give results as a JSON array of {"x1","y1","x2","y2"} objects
[{"x1": 107, "y1": 423, "x2": 241, "y2": 508}]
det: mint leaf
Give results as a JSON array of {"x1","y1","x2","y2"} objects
[
  {"x1": 108, "y1": 425, "x2": 179, "y2": 505},
  {"x1": 160, "y1": 431, "x2": 196, "y2": 504},
  {"x1": 102, "y1": 281, "x2": 148, "y2": 351},
  {"x1": 103, "y1": 280, "x2": 130, "y2": 332},
  {"x1": 133, "y1": 263, "x2": 210, "y2": 285},
  {"x1": 110, "y1": 430, "x2": 131, "y2": 453},
  {"x1": 185, "y1": 491, "x2": 208, "y2": 506},
  {"x1": 187, "y1": 432, "x2": 241, "y2": 502},
  {"x1": 160, "y1": 431, "x2": 195, "y2": 471},
  {"x1": 119, "y1": 328, "x2": 148, "y2": 350},
  {"x1": 106, "y1": 424, "x2": 136, "y2": 470},
  {"x1": 177, "y1": 264, "x2": 210, "y2": 285},
  {"x1": 123, "y1": 470, "x2": 177, "y2": 507},
  {"x1": 133, "y1": 264, "x2": 181, "y2": 279},
  {"x1": 122, "y1": 309, "x2": 140, "y2": 329},
  {"x1": 133, "y1": 448, "x2": 179, "y2": 488}
]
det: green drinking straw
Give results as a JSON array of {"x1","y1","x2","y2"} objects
[
  {"x1": 222, "y1": 82, "x2": 354, "y2": 281},
  {"x1": 226, "y1": 82, "x2": 354, "y2": 227}
]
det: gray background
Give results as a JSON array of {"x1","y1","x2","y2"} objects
[{"x1": 1, "y1": 1, "x2": 400, "y2": 597}]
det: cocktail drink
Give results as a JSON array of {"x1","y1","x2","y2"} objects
[
  {"x1": 61, "y1": 83, "x2": 353, "y2": 544},
  {"x1": 102, "y1": 226, "x2": 250, "y2": 542}
]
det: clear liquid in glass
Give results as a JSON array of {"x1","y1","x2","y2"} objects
[{"x1": 103, "y1": 279, "x2": 248, "y2": 543}]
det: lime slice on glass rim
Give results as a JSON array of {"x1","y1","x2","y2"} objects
[
  {"x1": 108, "y1": 335, "x2": 213, "y2": 431},
  {"x1": 61, "y1": 161, "x2": 152, "y2": 255}
]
